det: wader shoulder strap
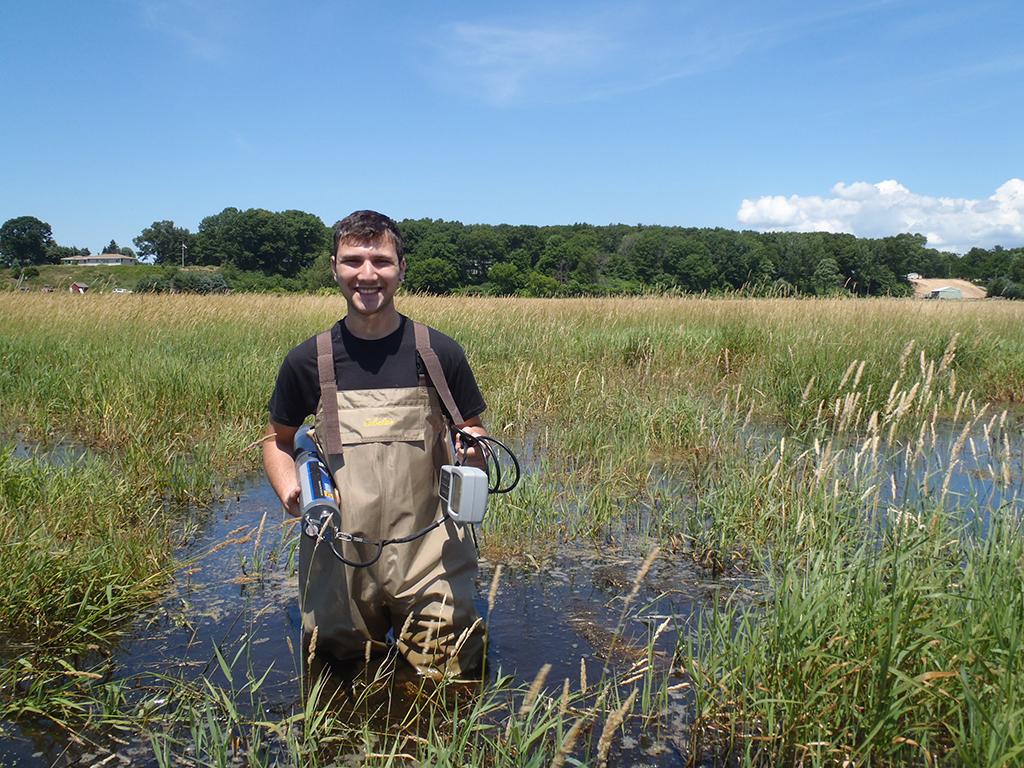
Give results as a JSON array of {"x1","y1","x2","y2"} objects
[
  {"x1": 315, "y1": 330, "x2": 344, "y2": 457},
  {"x1": 413, "y1": 321, "x2": 465, "y2": 425}
]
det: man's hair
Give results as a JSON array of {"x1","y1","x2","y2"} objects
[{"x1": 331, "y1": 210, "x2": 404, "y2": 260}]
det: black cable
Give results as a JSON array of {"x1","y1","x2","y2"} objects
[
  {"x1": 311, "y1": 515, "x2": 449, "y2": 568},
  {"x1": 451, "y1": 427, "x2": 521, "y2": 494},
  {"x1": 303, "y1": 429, "x2": 521, "y2": 567}
]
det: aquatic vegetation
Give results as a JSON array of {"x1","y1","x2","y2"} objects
[{"x1": 1, "y1": 292, "x2": 1023, "y2": 765}]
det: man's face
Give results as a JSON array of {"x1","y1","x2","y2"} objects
[{"x1": 332, "y1": 238, "x2": 406, "y2": 316}]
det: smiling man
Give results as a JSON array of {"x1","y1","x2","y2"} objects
[{"x1": 263, "y1": 210, "x2": 487, "y2": 681}]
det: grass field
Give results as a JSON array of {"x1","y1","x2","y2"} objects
[{"x1": 1, "y1": 293, "x2": 1023, "y2": 765}]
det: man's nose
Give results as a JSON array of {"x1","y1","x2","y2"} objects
[{"x1": 358, "y1": 260, "x2": 375, "y2": 278}]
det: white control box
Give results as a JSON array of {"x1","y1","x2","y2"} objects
[{"x1": 438, "y1": 465, "x2": 489, "y2": 524}]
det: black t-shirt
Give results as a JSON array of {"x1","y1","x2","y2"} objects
[{"x1": 268, "y1": 315, "x2": 486, "y2": 428}]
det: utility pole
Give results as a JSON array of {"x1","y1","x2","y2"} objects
[{"x1": 181, "y1": 241, "x2": 187, "y2": 268}]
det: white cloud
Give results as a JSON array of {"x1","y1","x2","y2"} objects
[
  {"x1": 435, "y1": 21, "x2": 608, "y2": 105},
  {"x1": 427, "y1": 3, "x2": 910, "y2": 106},
  {"x1": 737, "y1": 179, "x2": 1024, "y2": 252}
]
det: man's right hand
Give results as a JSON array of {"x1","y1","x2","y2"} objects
[
  {"x1": 263, "y1": 421, "x2": 303, "y2": 517},
  {"x1": 282, "y1": 484, "x2": 302, "y2": 517}
]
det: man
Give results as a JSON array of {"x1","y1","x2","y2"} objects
[{"x1": 263, "y1": 210, "x2": 487, "y2": 680}]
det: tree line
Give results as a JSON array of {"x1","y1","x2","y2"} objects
[{"x1": 4, "y1": 211, "x2": 1024, "y2": 298}]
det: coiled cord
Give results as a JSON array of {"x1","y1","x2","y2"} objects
[{"x1": 451, "y1": 427, "x2": 521, "y2": 494}]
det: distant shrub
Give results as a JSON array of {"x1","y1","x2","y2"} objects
[
  {"x1": 297, "y1": 252, "x2": 335, "y2": 292},
  {"x1": 595, "y1": 277, "x2": 644, "y2": 296},
  {"x1": 220, "y1": 265, "x2": 303, "y2": 293},
  {"x1": 135, "y1": 269, "x2": 230, "y2": 294},
  {"x1": 520, "y1": 271, "x2": 561, "y2": 298},
  {"x1": 986, "y1": 277, "x2": 1024, "y2": 300}
]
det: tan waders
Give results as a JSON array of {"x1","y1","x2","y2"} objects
[{"x1": 298, "y1": 322, "x2": 484, "y2": 680}]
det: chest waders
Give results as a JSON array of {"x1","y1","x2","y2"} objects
[{"x1": 298, "y1": 322, "x2": 484, "y2": 680}]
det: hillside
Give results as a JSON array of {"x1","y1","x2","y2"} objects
[{"x1": 3, "y1": 264, "x2": 220, "y2": 292}]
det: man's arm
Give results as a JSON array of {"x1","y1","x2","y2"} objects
[{"x1": 263, "y1": 420, "x2": 301, "y2": 516}]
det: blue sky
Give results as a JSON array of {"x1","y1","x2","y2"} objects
[{"x1": 2, "y1": 0, "x2": 1022, "y2": 253}]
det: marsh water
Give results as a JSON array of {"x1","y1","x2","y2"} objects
[
  {"x1": 2, "y1": 415, "x2": 1021, "y2": 766},
  {"x1": 1, "y1": 472, "x2": 735, "y2": 766}
]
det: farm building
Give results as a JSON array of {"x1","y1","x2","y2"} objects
[
  {"x1": 60, "y1": 253, "x2": 138, "y2": 266},
  {"x1": 928, "y1": 286, "x2": 963, "y2": 300},
  {"x1": 69, "y1": 282, "x2": 89, "y2": 294}
]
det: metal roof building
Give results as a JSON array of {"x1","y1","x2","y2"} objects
[{"x1": 928, "y1": 286, "x2": 963, "y2": 300}]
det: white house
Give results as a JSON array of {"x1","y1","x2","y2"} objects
[{"x1": 61, "y1": 253, "x2": 138, "y2": 266}]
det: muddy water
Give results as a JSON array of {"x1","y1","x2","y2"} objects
[{"x1": 0, "y1": 474, "x2": 738, "y2": 767}]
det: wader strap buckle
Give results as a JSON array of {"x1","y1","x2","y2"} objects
[
  {"x1": 315, "y1": 331, "x2": 344, "y2": 459},
  {"x1": 413, "y1": 321, "x2": 465, "y2": 425}
]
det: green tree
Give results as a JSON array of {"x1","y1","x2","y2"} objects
[
  {"x1": 299, "y1": 251, "x2": 336, "y2": 292},
  {"x1": 406, "y1": 257, "x2": 459, "y2": 293},
  {"x1": 457, "y1": 227, "x2": 505, "y2": 282},
  {"x1": 812, "y1": 257, "x2": 844, "y2": 295},
  {"x1": 569, "y1": 250, "x2": 600, "y2": 289},
  {"x1": 486, "y1": 262, "x2": 525, "y2": 295},
  {"x1": 0, "y1": 216, "x2": 55, "y2": 267},
  {"x1": 134, "y1": 220, "x2": 193, "y2": 265},
  {"x1": 193, "y1": 208, "x2": 328, "y2": 276},
  {"x1": 522, "y1": 270, "x2": 561, "y2": 297},
  {"x1": 46, "y1": 244, "x2": 90, "y2": 261},
  {"x1": 629, "y1": 230, "x2": 667, "y2": 282},
  {"x1": 536, "y1": 234, "x2": 571, "y2": 282},
  {"x1": 536, "y1": 231, "x2": 601, "y2": 285}
]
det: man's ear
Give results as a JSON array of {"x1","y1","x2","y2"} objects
[{"x1": 399, "y1": 258, "x2": 407, "y2": 282}]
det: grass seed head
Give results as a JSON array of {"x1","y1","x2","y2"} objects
[
  {"x1": 487, "y1": 564, "x2": 503, "y2": 613},
  {"x1": 519, "y1": 662, "x2": 552, "y2": 715},
  {"x1": 596, "y1": 688, "x2": 637, "y2": 767}
]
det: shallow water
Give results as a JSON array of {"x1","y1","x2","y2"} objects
[
  {"x1": 876, "y1": 421, "x2": 1023, "y2": 521},
  {"x1": 9, "y1": 437, "x2": 91, "y2": 466},
  {"x1": 0, "y1": 474, "x2": 742, "y2": 767},
  {"x1": 3, "y1": 413, "x2": 1020, "y2": 765}
]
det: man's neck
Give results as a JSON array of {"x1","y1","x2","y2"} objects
[{"x1": 343, "y1": 308, "x2": 402, "y2": 340}]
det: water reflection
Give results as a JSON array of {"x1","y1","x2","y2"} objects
[
  {"x1": 1, "y1": 470, "x2": 739, "y2": 766},
  {"x1": 3, "y1": 410, "x2": 1020, "y2": 766}
]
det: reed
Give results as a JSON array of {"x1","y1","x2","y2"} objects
[{"x1": 2, "y1": 292, "x2": 1023, "y2": 763}]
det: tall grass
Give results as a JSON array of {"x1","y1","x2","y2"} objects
[
  {"x1": 2, "y1": 292, "x2": 1023, "y2": 763},
  {"x1": 685, "y1": 506, "x2": 1024, "y2": 766}
]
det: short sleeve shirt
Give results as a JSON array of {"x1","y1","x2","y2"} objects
[{"x1": 268, "y1": 315, "x2": 486, "y2": 428}]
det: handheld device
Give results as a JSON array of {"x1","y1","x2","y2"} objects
[
  {"x1": 292, "y1": 424, "x2": 520, "y2": 567},
  {"x1": 294, "y1": 425, "x2": 339, "y2": 537},
  {"x1": 438, "y1": 465, "x2": 489, "y2": 524}
]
